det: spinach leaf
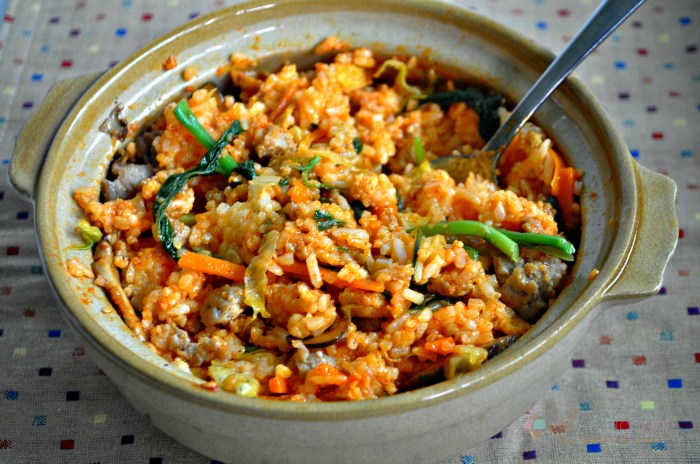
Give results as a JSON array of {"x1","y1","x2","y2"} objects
[
  {"x1": 154, "y1": 121, "x2": 243, "y2": 259},
  {"x1": 313, "y1": 210, "x2": 346, "y2": 231}
]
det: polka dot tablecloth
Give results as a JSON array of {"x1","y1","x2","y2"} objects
[{"x1": 0, "y1": 0, "x2": 698, "y2": 462}]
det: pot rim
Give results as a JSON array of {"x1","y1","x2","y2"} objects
[{"x1": 35, "y1": 0, "x2": 638, "y2": 420}]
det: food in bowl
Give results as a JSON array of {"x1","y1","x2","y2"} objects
[{"x1": 72, "y1": 38, "x2": 579, "y2": 401}]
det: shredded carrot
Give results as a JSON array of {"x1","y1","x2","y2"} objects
[
  {"x1": 306, "y1": 363, "x2": 348, "y2": 386},
  {"x1": 424, "y1": 337, "x2": 456, "y2": 356},
  {"x1": 548, "y1": 149, "x2": 566, "y2": 196},
  {"x1": 268, "y1": 376, "x2": 290, "y2": 394},
  {"x1": 269, "y1": 80, "x2": 299, "y2": 122},
  {"x1": 280, "y1": 262, "x2": 385, "y2": 293},
  {"x1": 178, "y1": 250, "x2": 245, "y2": 282},
  {"x1": 554, "y1": 166, "x2": 577, "y2": 227}
]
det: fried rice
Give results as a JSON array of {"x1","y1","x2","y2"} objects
[{"x1": 72, "y1": 37, "x2": 580, "y2": 401}]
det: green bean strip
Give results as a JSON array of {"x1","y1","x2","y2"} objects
[
  {"x1": 173, "y1": 99, "x2": 216, "y2": 149},
  {"x1": 413, "y1": 136, "x2": 426, "y2": 164},
  {"x1": 154, "y1": 121, "x2": 243, "y2": 259},
  {"x1": 498, "y1": 229, "x2": 575, "y2": 256},
  {"x1": 418, "y1": 220, "x2": 520, "y2": 262}
]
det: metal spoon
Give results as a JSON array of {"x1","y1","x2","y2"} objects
[{"x1": 432, "y1": 0, "x2": 646, "y2": 183}]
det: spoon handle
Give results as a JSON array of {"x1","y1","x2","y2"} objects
[{"x1": 484, "y1": 0, "x2": 646, "y2": 156}]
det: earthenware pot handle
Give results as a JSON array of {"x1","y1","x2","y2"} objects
[
  {"x1": 601, "y1": 163, "x2": 678, "y2": 302},
  {"x1": 9, "y1": 72, "x2": 101, "y2": 201}
]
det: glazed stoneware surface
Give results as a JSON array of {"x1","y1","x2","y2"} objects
[{"x1": 9, "y1": 1, "x2": 677, "y2": 463}]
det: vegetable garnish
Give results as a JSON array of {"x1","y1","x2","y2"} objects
[
  {"x1": 412, "y1": 136, "x2": 426, "y2": 164},
  {"x1": 498, "y1": 229, "x2": 575, "y2": 261},
  {"x1": 178, "y1": 250, "x2": 245, "y2": 281},
  {"x1": 244, "y1": 230, "x2": 279, "y2": 320},
  {"x1": 70, "y1": 219, "x2": 103, "y2": 250},
  {"x1": 173, "y1": 99, "x2": 216, "y2": 148},
  {"x1": 463, "y1": 245, "x2": 479, "y2": 260},
  {"x1": 417, "y1": 220, "x2": 520, "y2": 262},
  {"x1": 416, "y1": 220, "x2": 575, "y2": 262},
  {"x1": 154, "y1": 120, "x2": 243, "y2": 259},
  {"x1": 373, "y1": 59, "x2": 424, "y2": 97},
  {"x1": 419, "y1": 88, "x2": 502, "y2": 140},
  {"x1": 279, "y1": 262, "x2": 385, "y2": 293},
  {"x1": 216, "y1": 157, "x2": 258, "y2": 180},
  {"x1": 313, "y1": 210, "x2": 347, "y2": 231},
  {"x1": 352, "y1": 136, "x2": 363, "y2": 154},
  {"x1": 288, "y1": 155, "x2": 331, "y2": 189}
]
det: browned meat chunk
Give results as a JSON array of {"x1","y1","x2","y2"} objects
[{"x1": 494, "y1": 255, "x2": 567, "y2": 321}]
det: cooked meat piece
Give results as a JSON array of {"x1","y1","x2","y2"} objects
[
  {"x1": 494, "y1": 254, "x2": 567, "y2": 321},
  {"x1": 101, "y1": 163, "x2": 154, "y2": 201}
]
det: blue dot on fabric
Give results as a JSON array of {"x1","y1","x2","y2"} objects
[
  {"x1": 40, "y1": 44, "x2": 50, "y2": 53},
  {"x1": 606, "y1": 380, "x2": 619, "y2": 389},
  {"x1": 523, "y1": 450, "x2": 537, "y2": 460},
  {"x1": 460, "y1": 456, "x2": 474, "y2": 464},
  {"x1": 115, "y1": 27, "x2": 128, "y2": 37},
  {"x1": 48, "y1": 329, "x2": 61, "y2": 338},
  {"x1": 611, "y1": 34, "x2": 621, "y2": 42},
  {"x1": 31, "y1": 73, "x2": 43, "y2": 81},
  {"x1": 680, "y1": 150, "x2": 693, "y2": 158},
  {"x1": 664, "y1": 62, "x2": 675, "y2": 70},
  {"x1": 651, "y1": 442, "x2": 667, "y2": 451},
  {"x1": 32, "y1": 415, "x2": 46, "y2": 426},
  {"x1": 23, "y1": 29, "x2": 33, "y2": 38},
  {"x1": 668, "y1": 378, "x2": 683, "y2": 389},
  {"x1": 623, "y1": 119, "x2": 635, "y2": 127},
  {"x1": 0, "y1": 116, "x2": 6, "y2": 124},
  {"x1": 580, "y1": 402, "x2": 592, "y2": 411},
  {"x1": 688, "y1": 307, "x2": 699, "y2": 315},
  {"x1": 587, "y1": 443, "x2": 602, "y2": 453},
  {"x1": 679, "y1": 16, "x2": 691, "y2": 25},
  {"x1": 2, "y1": 159, "x2": 9, "y2": 165},
  {"x1": 626, "y1": 311, "x2": 639, "y2": 320},
  {"x1": 121, "y1": 0, "x2": 133, "y2": 7},
  {"x1": 4, "y1": 390, "x2": 19, "y2": 400},
  {"x1": 536, "y1": 21, "x2": 548, "y2": 30},
  {"x1": 31, "y1": 265, "x2": 43, "y2": 275},
  {"x1": 630, "y1": 149, "x2": 640, "y2": 158},
  {"x1": 615, "y1": 61, "x2": 627, "y2": 69}
]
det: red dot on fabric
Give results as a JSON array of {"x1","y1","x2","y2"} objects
[
  {"x1": 652, "y1": 132, "x2": 664, "y2": 140},
  {"x1": 558, "y1": 9, "x2": 570, "y2": 17},
  {"x1": 61, "y1": 60, "x2": 73, "y2": 68},
  {"x1": 641, "y1": 77, "x2": 653, "y2": 84},
  {"x1": 142, "y1": 13, "x2": 153, "y2": 21},
  {"x1": 4, "y1": 14, "x2": 14, "y2": 23},
  {"x1": 59, "y1": 439, "x2": 74, "y2": 450},
  {"x1": 695, "y1": 353, "x2": 700, "y2": 363},
  {"x1": 669, "y1": 91, "x2": 680, "y2": 97},
  {"x1": 615, "y1": 421, "x2": 630, "y2": 430},
  {"x1": 679, "y1": 229, "x2": 685, "y2": 238},
  {"x1": 637, "y1": 48, "x2": 648, "y2": 56}
]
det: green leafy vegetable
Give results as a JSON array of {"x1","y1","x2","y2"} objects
[
  {"x1": 396, "y1": 190, "x2": 404, "y2": 212},
  {"x1": 70, "y1": 219, "x2": 103, "y2": 250},
  {"x1": 352, "y1": 136, "x2": 363, "y2": 154},
  {"x1": 278, "y1": 177, "x2": 290, "y2": 187},
  {"x1": 154, "y1": 121, "x2": 243, "y2": 259},
  {"x1": 419, "y1": 88, "x2": 503, "y2": 141},
  {"x1": 351, "y1": 201, "x2": 366, "y2": 221},
  {"x1": 463, "y1": 245, "x2": 479, "y2": 260},
  {"x1": 412, "y1": 136, "x2": 426, "y2": 164},
  {"x1": 314, "y1": 210, "x2": 347, "y2": 231},
  {"x1": 215, "y1": 154, "x2": 238, "y2": 176},
  {"x1": 289, "y1": 155, "x2": 331, "y2": 189}
]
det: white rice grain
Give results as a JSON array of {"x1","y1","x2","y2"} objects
[{"x1": 306, "y1": 253, "x2": 323, "y2": 289}]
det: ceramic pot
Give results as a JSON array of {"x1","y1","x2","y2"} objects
[{"x1": 9, "y1": 1, "x2": 677, "y2": 463}]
